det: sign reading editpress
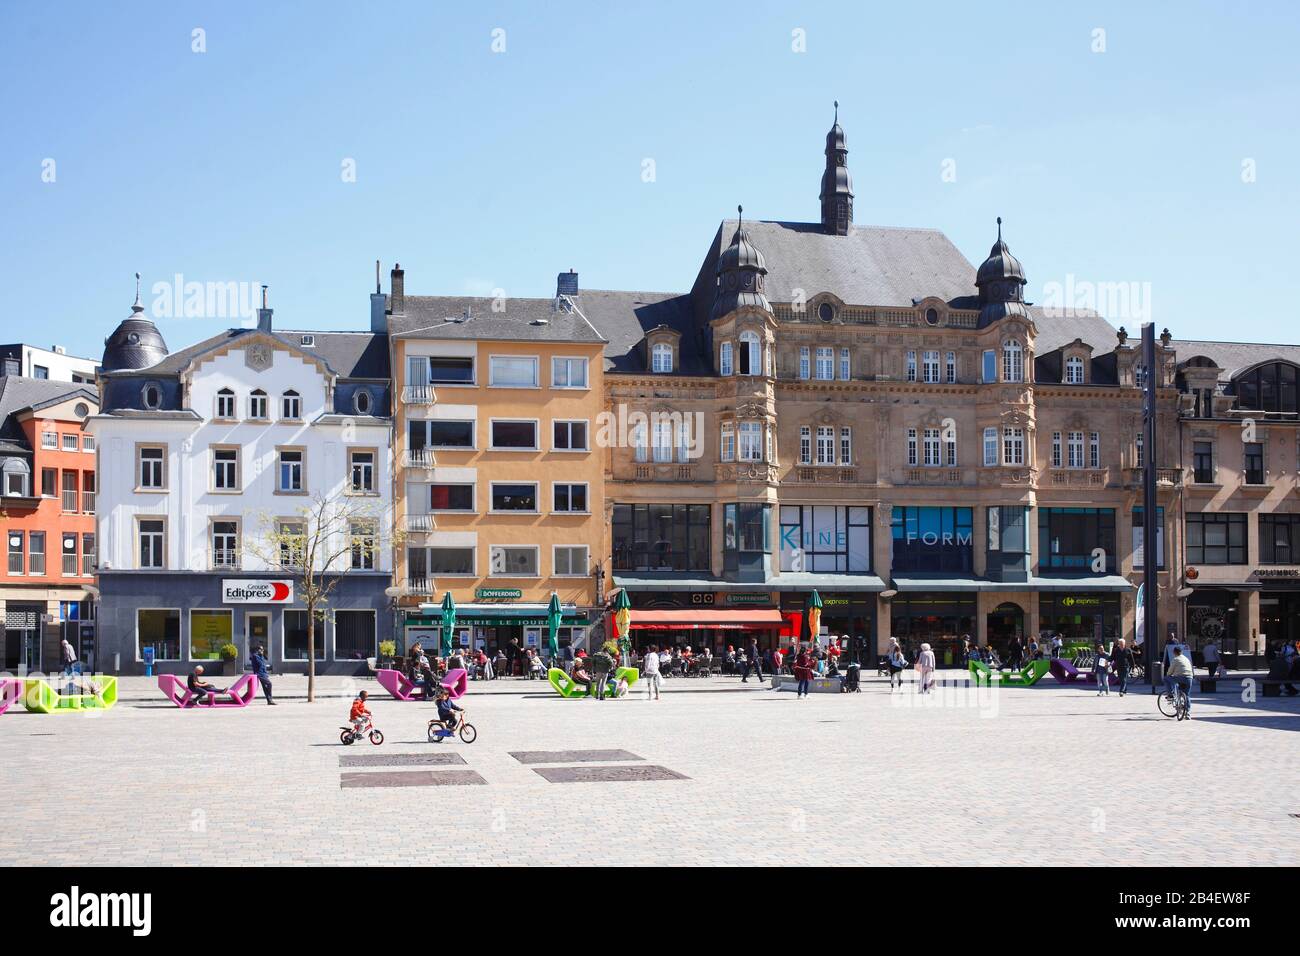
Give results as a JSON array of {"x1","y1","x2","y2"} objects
[
  {"x1": 222, "y1": 580, "x2": 294, "y2": 604},
  {"x1": 476, "y1": 588, "x2": 521, "y2": 600}
]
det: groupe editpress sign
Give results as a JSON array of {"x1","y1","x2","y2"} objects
[{"x1": 222, "y1": 580, "x2": 294, "y2": 604}]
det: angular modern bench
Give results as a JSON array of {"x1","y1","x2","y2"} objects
[
  {"x1": 547, "y1": 666, "x2": 639, "y2": 698},
  {"x1": 22, "y1": 676, "x2": 118, "y2": 713},
  {"x1": 0, "y1": 678, "x2": 22, "y2": 715},
  {"x1": 968, "y1": 659, "x2": 1051, "y2": 687},
  {"x1": 158, "y1": 673, "x2": 257, "y2": 708},
  {"x1": 376, "y1": 667, "x2": 468, "y2": 701}
]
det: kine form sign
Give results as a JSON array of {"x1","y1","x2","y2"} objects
[{"x1": 222, "y1": 580, "x2": 294, "y2": 604}]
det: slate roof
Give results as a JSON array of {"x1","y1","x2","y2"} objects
[
  {"x1": 390, "y1": 296, "x2": 606, "y2": 344},
  {"x1": 1171, "y1": 339, "x2": 1300, "y2": 381},
  {"x1": 102, "y1": 328, "x2": 390, "y2": 380},
  {"x1": 0, "y1": 376, "x2": 98, "y2": 452}
]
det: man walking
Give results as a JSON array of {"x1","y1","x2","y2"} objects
[
  {"x1": 249, "y1": 644, "x2": 275, "y2": 705},
  {"x1": 740, "y1": 637, "x2": 764, "y2": 683},
  {"x1": 1112, "y1": 638, "x2": 1134, "y2": 696}
]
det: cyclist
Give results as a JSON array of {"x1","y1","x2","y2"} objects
[
  {"x1": 349, "y1": 690, "x2": 373, "y2": 734},
  {"x1": 1165, "y1": 645, "x2": 1193, "y2": 718},
  {"x1": 434, "y1": 685, "x2": 462, "y2": 731}
]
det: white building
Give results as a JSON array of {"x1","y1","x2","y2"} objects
[{"x1": 0, "y1": 343, "x2": 98, "y2": 384}]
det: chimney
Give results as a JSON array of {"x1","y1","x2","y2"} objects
[
  {"x1": 556, "y1": 269, "x2": 579, "y2": 297},
  {"x1": 390, "y1": 264, "x2": 405, "y2": 314},
  {"x1": 1, "y1": 356, "x2": 19, "y2": 377},
  {"x1": 256, "y1": 285, "x2": 273, "y2": 333},
  {"x1": 370, "y1": 259, "x2": 387, "y2": 333}
]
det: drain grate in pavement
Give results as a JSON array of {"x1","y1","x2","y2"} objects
[
  {"x1": 340, "y1": 770, "x2": 486, "y2": 788},
  {"x1": 532, "y1": 765, "x2": 688, "y2": 783},
  {"x1": 509, "y1": 749, "x2": 643, "y2": 765},
  {"x1": 339, "y1": 753, "x2": 466, "y2": 768}
]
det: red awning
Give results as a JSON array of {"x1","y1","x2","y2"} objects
[{"x1": 628, "y1": 609, "x2": 784, "y2": 631}]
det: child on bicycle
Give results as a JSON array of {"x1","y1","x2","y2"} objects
[
  {"x1": 349, "y1": 690, "x2": 372, "y2": 733},
  {"x1": 434, "y1": 686, "x2": 462, "y2": 730}
]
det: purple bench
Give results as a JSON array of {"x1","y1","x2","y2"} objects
[
  {"x1": 0, "y1": 678, "x2": 22, "y2": 715},
  {"x1": 376, "y1": 668, "x2": 468, "y2": 702},
  {"x1": 158, "y1": 673, "x2": 258, "y2": 708}
]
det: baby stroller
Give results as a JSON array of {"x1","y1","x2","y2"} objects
[{"x1": 841, "y1": 662, "x2": 861, "y2": 693}]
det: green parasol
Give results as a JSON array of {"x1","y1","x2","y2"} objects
[
  {"x1": 546, "y1": 592, "x2": 562, "y2": 664},
  {"x1": 439, "y1": 591, "x2": 456, "y2": 658}
]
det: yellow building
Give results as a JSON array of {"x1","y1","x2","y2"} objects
[{"x1": 388, "y1": 266, "x2": 608, "y2": 665}]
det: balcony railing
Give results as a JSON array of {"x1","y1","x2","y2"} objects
[
  {"x1": 406, "y1": 577, "x2": 435, "y2": 596},
  {"x1": 901, "y1": 468, "x2": 966, "y2": 485},
  {"x1": 790, "y1": 466, "x2": 860, "y2": 484},
  {"x1": 402, "y1": 385, "x2": 435, "y2": 405},
  {"x1": 404, "y1": 514, "x2": 434, "y2": 533},
  {"x1": 212, "y1": 549, "x2": 240, "y2": 570},
  {"x1": 1048, "y1": 468, "x2": 1108, "y2": 488},
  {"x1": 402, "y1": 448, "x2": 436, "y2": 469},
  {"x1": 629, "y1": 463, "x2": 700, "y2": 482}
]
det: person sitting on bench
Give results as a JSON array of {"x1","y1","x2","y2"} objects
[
  {"x1": 570, "y1": 659, "x2": 593, "y2": 692},
  {"x1": 187, "y1": 665, "x2": 224, "y2": 704}
]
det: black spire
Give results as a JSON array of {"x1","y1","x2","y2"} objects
[
  {"x1": 712, "y1": 205, "x2": 771, "y2": 321},
  {"x1": 102, "y1": 273, "x2": 169, "y2": 372},
  {"x1": 975, "y1": 217, "x2": 1029, "y2": 327},
  {"x1": 819, "y1": 101, "x2": 853, "y2": 235}
]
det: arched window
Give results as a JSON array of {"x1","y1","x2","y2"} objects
[
  {"x1": 1235, "y1": 362, "x2": 1299, "y2": 415},
  {"x1": 249, "y1": 389, "x2": 268, "y2": 419},
  {"x1": 651, "y1": 343, "x2": 673, "y2": 374},
  {"x1": 719, "y1": 342, "x2": 733, "y2": 377},
  {"x1": 281, "y1": 390, "x2": 301, "y2": 420},
  {"x1": 738, "y1": 332, "x2": 761, "y2": 376},
  {"x1": 215, "y1": 388, "x2": 236, "y2": 419},
  {"x1": 1065, "y1": 356, "x2": 1085, "y2": 384},
  {"x1": 1002, "y1": 340, "x2": 1024, "y2": 383}
]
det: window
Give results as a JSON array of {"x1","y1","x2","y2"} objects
[
  {"x1": 427, "y1": 546, "x2": 475, "y2": 575},
  {"x1": 677, "y1": 417, "x2": 693, "y2": 463},
  {"x1": 720, "y1": 421, "x2": 735, "y2": 462},
  {"x1": 552, "y1": 420, "x2": 588, "y2": 452},
  {"x1": 983, "y1": 427, "x2": 998, "y2": 466},
  {"x1": 552, "y1": 356, "x2": 588, "y2": 388},
  {"x1": 798, "y1": 347, "x2": 809, "y2": 380},
  {"x1": 553, "y1": 545, "x2": 589, "y2": 577},
  {"x1": 1002, "y1": 340, "x2": 1024, "y2": 383},
  {"x1": 138, "y1": 609, "x2": 180, "y2": 661},
  {"x1": 349, "y1": 449, "x2": 375, "y2": 492},
  {"x1": 1067, "y1": 432, "x2": 1084, "y2": 469},
  {"x1": 41, "y1": 430, "x2": 57, "y2": 449},
  {"x1": 425, "y1": 355, "x2": 475, "y2": 385},
  {"x1": 724, "y1": 502, "x2": 770, "y2": 556},
  {"x1": 922, "y1": 351, "x2": 940, "y2": 384},
  {"x1": 816, "y1": 426, "x2": 835, "y2": 465},
  {"x1": 779, "y1": 505, "x2": 871, "y2": 573},
  {"x1": 350, "y1": 520, "x2": 377, "y2": 570},
  {"x1": 33, "y1": 365, "x2": 48, "y2": 379},
  {"x1": 490, "y1": 545, "x2": 539, "y2": 576},
  {"x1": 986, "y1": 505, "x2": 1030, "y2": 578},
  {"x1": 491, "y1": 483, "x2": 538, "y2": 511},
  {"x1": 249, "y1": 389, "x2": 268, "y2": 419},
  {"x1": 41, "y1": 468, "x2": 56, "y2": 497},
  {"x1": 142, "y1": 383, "x2": 162, "y2": 410},
  {"x1": 1051, "y1": 431, "x2": 1062, "y2": 468},
  {"x1": 946, "y1": 351, "x2": 956, "y2": 384},
  {"x1": 213, "y1": 447, "x2": 239, "y2": 491},
  {"x1": 1134, "y1": 364, "x2": 1148, "y2": 389},
  {"x1": 1131, "y1": 507, "x2": 1165, "y2": 570},
  {"x1": 138, "y1": 519, "x2": 165, "y2": 569},
  {"x1": 840, "y1": 426, "x2": 852, "y2": 465},
  {"x1": 1065, "y1": 356, "x2": 1085, "y2": 384},
  {"x1": 815, "y1": 346, "x2": 835, "y2": 381},
  {"x1": 922, "y1": 428, "x2": 941, "y2": 467},
  {"x1": 653, "y1": 419, "x2": 673, "y2": 462},
  {"x1": 29, "y1": 532, "x2": 44, "y2": 575},
  {"x1": 906, "y1": 350, "x2": 917, "y2": 382},
  {"x1": 61, "y1": 470, "x2": 77, "y2": 512},
  {"x1": 1038, "y1": 508, "x2": 1117, "y2": 572},
  {"x1": 1260, "y1": 514, "x2": 1300, "y2": 564},
  {"x1": 82, "y1": 435, "x2": 95, "y2": 452},
  {"x1": 739, "y1": 422, "x2": 763, "y2": 462},
  {"x1": 139, "y1": 446, "x2": 165, "y2": 489},
  {"x1": 612, "y1": 503, "x2": 711, "y2": 571},
  {"x1": 945, "y1": 428, "x2": 957, "y2": 467},
  {"x1": 907, "y1": 427, "x2": 918, "y2": 466},
  {"x1": 891, "y1": 506, "x2": 974, "y2": 573},
  {"x1": 1089, "y1": 432, "x2": 1100, "y2": 469},
  {"x1": 1244, "y1": 443, "x2": 1265, "y2": 484},
  {"x1": 651, "y1": 344, "x2": 673, "y2": 374},
  {"x1": 409, "y1": 419, "x2": 475, "y2": 449},
  {"x1": 740, "y1": 333, "x2": 763, "y2": 376},
  {"x1": 720, "y1": 342, "x2": 734, "y2": 376},
  {"x1": 1235, "y1": 362, "x2": 1299, "y2": 416},
  {"x1": 840, "y1": 348, "x2": 851, "y2": 381},
  {"x1": 278, "y1": 521, "x2": 305, "y2": 569},
  {"x1": 277, "y1": 449, "x2": 304, "y2": 492},
  {"x1": 553, "y1": 483, "x2": 588, "y2": 513},
  {"x1": 281, "y1": 390, "x2": 301, "y2": 420},
  {"x1": 334, "y1": 610, "x2": 377, "y2": 661},
  {"x1": 284, "y1": 610, "x2": 327, "y2": 661},
  {"x1": 62, "y1": 433, "x2": 79, "y2": 451},
  {"x1": 1186, "y1": 513, "x2": 1247, "y2": 565},
  {"x1": 7, "y1": 531, "x2": 23, "y2": 574},
  {"x1": 1193, "y1": 441, "x2": 1215, "y2": 483},
  {"x1": 189, "y1": 609, "x2": 233, "y2": 661},
  {"x1": 800, "y1": 426, "x2": 812, "y2": 465},
  {"x1": 1003, "y1": 427, "x2": 1025, "y2": 466},
  {"x1": 767, "y1": 423, "x2": 776, "y2": 464},
  {"x1": 353, "y1": 389, "x2": 373, "y2": 415},
  {"x1": 212, "y1": 520, "x2": 239, "y2": 569},
  {"x1": 80, "y1": 471, "x2": 95, "y2": 512},
  {"x1": 1136, "y1": 434, "x2": 1144, "y2": 469},
  {"x1": 631, "y1": 418, "x2": 648, "y2": 462},
  {"x1": 490, "y1": 355, "x2": 539, "y2": 387},
  {"x1": 429, "y1": 483, "x2": 474, "y2": 511},
  {"x1": 3, "y1": 462, "x2": 29, "y2": 497},
  {"x1": 215, "y1": 388, "x2": 236, "y2": 419},
  {"x1": 490, "y1": 420, "x2": 538, "y2": 450}
]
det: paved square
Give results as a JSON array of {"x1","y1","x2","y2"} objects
[
  {"x1": 1, "y1": 671, "x2": 1296, "y2": 865},
  {"x1": 509, "y1": 749, "x2": 643, "y2": 764},
  {"x1": 339, "y1": 770, "x2": 487, "y2": 788},
  {"x1": 339, "y1": 753, "x2": 466, "y2": 768},
  {"x1": 532, "y1": 765, "x2": 688, "y2": 783}
]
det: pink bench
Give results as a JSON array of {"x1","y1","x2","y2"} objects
[
  {"x1": 158, "y1": 673, "x2": 258, "y2": 708},
  {"x1": 375, "y1": 667, "x2": 467, "y2": 702},
  {"x1": 0, "y1": 678, "x2": 22, "y2": 715}
]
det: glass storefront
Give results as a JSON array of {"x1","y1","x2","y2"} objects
[
  {"x1": 891, "y1": 507, "x2": 973, "y2": 574},
  {"x1": 613, "y1": 504, "x2": 710, "y2": 572},
  {"x1": 889, "y1": 592, "x2": 975, "y2": 665},
  {"x1": 1038, "y1": 593, "x2": 1120, "y2": 645}
]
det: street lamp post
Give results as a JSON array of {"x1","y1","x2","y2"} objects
[{"x1": 1141, "y1": 323, "x2": 1161, "y2": 689}]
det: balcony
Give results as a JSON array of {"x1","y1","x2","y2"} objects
[
  {"x1": 402, "y1": 384, "x2": 435, "y2": 405},
  {"x1": 629, "y1": 463, "x2": 703, "y2": 482},
  {"x1": 404, "y1": 514, "x2": 435, "y2": 533},
  {"x1": 211, "y1": 549, "x2": 240, "y2": 570},
  {"x1": 788, "y1": 466, "x2": 861, "y2": 485},
  {"x1": 900, "y1": 468, "x2": 968, "y2": 486},
  {"x1": 405, "y1": 577, "x2": 435, "y2": 596},
  {"x1": 1123, "y1": 467, "x2": 1184, "y2": 489},
  {"x1": 402, "y1": 448, "x2": 436, "y2": 469},
  {"x1": 1047, "y1": 468, "x2": 1109, "y2": 488}
]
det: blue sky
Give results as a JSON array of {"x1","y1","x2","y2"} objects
[{"x1": 2, "y1": 0, "x2": 1298, "y2": 356}]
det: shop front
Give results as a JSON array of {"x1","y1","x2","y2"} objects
[
  {"x1": 888, "y1": 591, "x2": 976, "y2": 666},
  {"x1": 1038, "y1": 592, "x2": 1122, "y2": 646},
  {"x1": 778, "y1": 590, "x2": 876, "y2": 660},
  {"x1": 405, "y1": 601, "x2": 592, "y2": 668},
  {"x1": 625, "y1": 606, "x2": 784, "y2": 655},
  {"x1": 1185, "y1": 589, "x2": 1240, "y2": 664}
]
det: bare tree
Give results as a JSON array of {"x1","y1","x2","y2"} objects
[{"x1": 246, "y1": 493, "x2": 394, "y2": 702}]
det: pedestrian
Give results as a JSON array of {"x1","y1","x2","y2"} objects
[
  {"x1": 507, "y1": 637, "x2": 522, "y2": 677},
  {"x1": 60, "y1": 637, "x2": 79, "y2": 677},
  {"x1": 1094, "y1": 642, "x2": 1111, "y2": 696},
  {"x1": 914, "y1": 642, "x2": 936, "y2": 694},
  {"x1": 1112, "y1": 638, "x2": 1134, "y2": 696},
  {"x1": 1050, "y1": 634, "x2": 1063, "y2": 659},
  {"x1": 591, "y1": 644, "x2": 614, "y2": 700},
  {"x1": 642, "y1": 643, "x2": 661, "y2": 700},
  {"x1": 740, "y1": 637, "x2": 764, "y2": 683},
  {"x1": 1201, "y1": 639, "x2": 1220, "y2": 677},
  {"x1": 888, "y1": 643, "x2": 907, "y2": 690},
  {"x1": 249, "y1": 644, "x2": 275, "y2": 705},
  {"x1": 793, "y1": 644, "x2": 813, "y2": 698},
  {"x1": 1007, "y1": 636, "x2": 1023, "y2": 670}
]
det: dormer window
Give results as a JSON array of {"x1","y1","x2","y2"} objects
[
  {"x1": 818, "y1": 303, "x2": 835, "y2": 323},
  {"x1": 1002, "y1": 340, "x2": 1024, "y2": 383},
  {"x1": 1065, "y1": 356, "x2": 1085, "y2": 384},
  {"x1": 299, "y1": 335, "x2": 316, "y2": 348},
  {"x1": 652, "y1": 343, "x2": 674, "y2": 374},
  {"x1": 215, "y1": 388, "x2": 236, "y2": 419},
  {"x1": 249, "y1": 389, "x2": 268, "y2": 419},
  {"x1": 282, "y1": 390, "x2": 301, "y2": 420},
  {"x1": 353, "y1": 389, "x2": 373, "y2": 415},
  {"x1": 141, "y1": 383, "x2": 162, "y2": 410}
]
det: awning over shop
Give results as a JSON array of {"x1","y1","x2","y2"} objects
[
  {"x1": 612, "y1": 573, "x2": 771, "y2": 593},
  {"x1": 628, "y1": 609, "x2": 785, "y2": 631},
  {"x1": 412, "y1": 603, "x2": 588, "y2": 627},
  {"x1": 767, "y1": 573, "x2": 885, "y2": 592},
  {"x1": 891, "y1": 575, "x2": 1135, "y2": 593}
]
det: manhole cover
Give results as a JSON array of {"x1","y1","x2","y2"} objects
[
  {"x1": 533, "y1": 765, "x2": 689, "y2": 783},
  {"x1": 339, "y1": 770, "x2": 486, "y2": 788},
  {"x1": 510, "y1": 749, "x2": 643, "y2": 764},
  {"x1": 339, "y1": 753, "x2": 466, "y2": 768}
]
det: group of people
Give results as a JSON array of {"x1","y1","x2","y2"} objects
[{"x1": 184, "y1": 644, "x2": 276, "y2": 705}]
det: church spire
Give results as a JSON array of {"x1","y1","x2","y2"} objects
[{"x1": 819, "y1": 100, "x2": 853, "y2": 235}]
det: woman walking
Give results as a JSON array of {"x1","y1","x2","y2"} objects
[
  {"x1": 888, "y1": 643, "x2": 907, "y2": 691},
  {"x1": 914, "y1": 642, "x2": 936, "y2": 694},
  {"x1": 642, "y1": 643, "x2": 662, "y2": 700},
  {"x1": 793, "y1": 644, "x2": 814, "y2": 698}
]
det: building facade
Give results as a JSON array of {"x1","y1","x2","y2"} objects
[
  {"x1": 0, "y1": 344, "x2": 98, "y2": 384},
  {"x1": 0, "y1": 374, "x2": 99, "y2": 672},
  {"x1": 388, "y1": 266, "x2": 608, "y2": 662},
  {"x1": 87, "y1": 293, "x2": 393, "y2": 675}
]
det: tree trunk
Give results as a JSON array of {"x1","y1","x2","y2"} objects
[{"x1": 307, "y1": 607, "x2": 316, "y2": 703}]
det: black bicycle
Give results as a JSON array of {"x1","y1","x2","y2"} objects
[{"x1": 1157, "y1": 683, "x2": 1189, "y2": 720}]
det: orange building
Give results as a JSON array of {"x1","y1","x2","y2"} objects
[{"x1": 0, "y1": 373, "x2": 99, "y2": 672}]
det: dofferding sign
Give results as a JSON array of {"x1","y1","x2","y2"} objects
[{"x1": 222, "y1": 580, "x2": 294, "y2": 604}]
